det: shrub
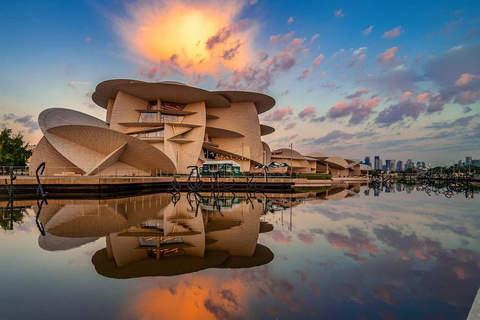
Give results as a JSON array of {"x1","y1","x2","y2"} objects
[{"x1": 296, "y1": 173, "x2": 331, "y2": 180}]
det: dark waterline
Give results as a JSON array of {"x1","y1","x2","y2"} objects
[{"x1": 0, "y1": 184, "x2": 479, "y2": 320}]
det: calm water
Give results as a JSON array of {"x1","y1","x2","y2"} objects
[{"x1": 1, "y1": 184, "x2": 479, "y2": 320}]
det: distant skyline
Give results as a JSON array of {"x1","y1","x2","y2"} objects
[{"x1": 1, "y1": 0, "x2": 479, "y2": 163}]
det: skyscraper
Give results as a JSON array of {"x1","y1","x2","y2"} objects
[
  {"x1": 466, "y1": 156, "x2": 472, "y2": 165},
  {"x1": 364, "y1": 156, "x2": 371, "y2": 167},
  {"x1": 374, "y1": 156, "x2": 380, "y2": 170},
  {"x1": 385, "y1": 160, "x2": 392, "y2": 172},
  {"x1": 406, "y1": 159, "x2": 413, "y2": 169},
  {"x1": 396, "y1": 161, "x2": 404, "y2": 171}
]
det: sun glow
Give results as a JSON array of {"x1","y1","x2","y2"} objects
[{"x1": 114, "y1": 0, "x2": 257, "y2": 75}]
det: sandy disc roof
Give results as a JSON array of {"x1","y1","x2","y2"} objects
[{"x1": 92, "y1": 79, "x2": 275, "y2": 114}]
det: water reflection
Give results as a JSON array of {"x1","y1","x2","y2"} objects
[
  {"x1": 33, "y1": 194, "x2": 275, "y2": 278},
  {"x1": 368, "y1": 180, "x2": 479, "y2": 198},
  {"x1": 0, "y1": 183, "x2": 479, "y2": 320}
]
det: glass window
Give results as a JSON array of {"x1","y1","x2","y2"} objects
[
  {"x1": 146, "y1": 249, "x2": 157, "y2": 258},
  {"x1": 161, "y1": 101, "x2": 186, "y2": 111},
  {"x1": 139, "y1": 112, "x2": 158, "y2": 123},
  {"x1": 160, "y1": 114, "x2": 184, "y2": 123},
  {"x1": 139, "y1": 237, "x2": 157, "y2": 247},
  {"x1": 134, "y1": 129, "x2": 165, "y2": 138},
  {"x1": 147, "y1": 100, "x2": 158, "y2": 110}
]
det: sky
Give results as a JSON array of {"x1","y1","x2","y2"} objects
[{"x1": 0, "y1": 0, "x2": 479, "y2": 165}]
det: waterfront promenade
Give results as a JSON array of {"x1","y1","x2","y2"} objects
[{"x1": 0, "y1": 175, "x2": 368, "y2": 198}]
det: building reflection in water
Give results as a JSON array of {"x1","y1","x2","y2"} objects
[
  {"x1": 32, "y1": 184, "x2": 363, "y2": 278},
  {"x1": 34, "y1": 193, "x2": 277, "y2": 278},
  {"x1": 4, "y1": 182, "x2": 479, "y2": 319}
]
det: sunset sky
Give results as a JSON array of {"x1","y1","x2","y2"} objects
[{"x1": 1, "y1": 0, "x2": 479, "y2": 164}]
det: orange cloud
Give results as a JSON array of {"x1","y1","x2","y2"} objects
[
  {"x1": 455, "y1": 73, "x2": 478, "y2": 87},
  {"x1": 416, "y1": 92, "x2": 430, "y2": 104},
  {"x1": 452, "y1": 266, "x2": 469, "y2": 279},
  {"x1": 127, "y1": 275, "x2": 249, "y2": 320},
  {"x1": 262, "y1": 106, "x2": 294, "y2": 122},
  {"x1": 382, "y1": 26, "x2": 403, "y2": 38},
  {"x1": 113, "y1": 0, "x2": 257, "y2": 76},
  {"x1": 311, "y1": 282, "x2": 321, "y2": 296},
  {"x1": 374, "y1": 285, "x2": 399, "y2": 305},
  {"x1": 264, "y1": 229, "x2": 292, "y2": 243},
  {"x1": 313, "y1": 53, "x2": 324, "y2": 67}
]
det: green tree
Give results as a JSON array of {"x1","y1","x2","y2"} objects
[
  {"x1": 0, "y1": 207, "x2": 27, "y2": 231},
  {"x1": 0, "y1": 128, "x2": 32, "y2": 166}
]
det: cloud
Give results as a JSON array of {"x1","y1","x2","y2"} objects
[
  {"x1": 83, "y1": 103, "x2": 97, "y2": 109},
  {"x1": 322, "y1": 81, "x2": 341, "y2": 89},
  {"x1": 298, "y1": 106, "x2": 316, "y2": 119},
  {"x1": 3, "y1": 113, "x2": 16, "y2": 121},
  {"x1": 423, "y1": 45, "x2": 480, "y2": 88},
  {"x1": 353, "y1": 47, "x2": 367, "y2": 56},
  {"x1": 188, "y1": 73, "x2": 203, "y2": 86},
  {"x1": 266, "y1": 230, "x2": 292, "y2": 244},
  {"x1": 454, "y1": 90, "x2": 479, "y2": 105},
  {"x1": 311, "y1": 282, "x2": 321, "y2": 296},
  {"x1": 13, "y1": 114, "x2": 40, "y2": 133},
  {"x1": 309, "y1": 34, "x2": 320, "y2": 45},
  {"x1": 425, "y1": 115, "x2": 479, "y2": 130},
  {"x1": 297, "y1": 233, "x2": 314, "y2": 245},
  {"x1": 374, "y1": 284, "x2": 400, "y2": 305},
  {"x1": 348, "y1": 54, "x2": 366, "y2": 68},
  {"x1": 455, "y1": 73, "x2": 479, "y2": 87},
  {"x1": 375, "y1": 92, "x2": 428, "y2": 126},
  {"x1": 326, "y1": 227, "x2": 379, "y2": 261},
  {"x1": 414, "y1": 45, "x2": 480, "y2": 111},
  {"x1": 84, "y1": 36, "x2": 92, "y2": 43},
  {"x1": 311, "y1": 115, "x2": 326, "y2": 123},
  {"x1": 297, "y1": 67, "x2": 312, "y2": 80},
  {"x1": 382, "y1": 26, "x2": 403, "y2": 38},
  {"x1": 464, "y1": 28, "x2": 480, "y2": 40},
  {"x1": 313, "y1": 54, "x2": 324, "y2": 67},
  {"x1": 362, "y1": 68, "x2": 418, "y2": 95},
  {"x1": 376, "y1": 47, "x2": 407, "y2": 66},
  {"x1": 262, "y1": 106, "x2": 293, "y2": 122},
  {"x1": 287, "y1": 16, "x2": 294, "y2": 24},
  {"x1": 346, "y1": 88, "x2": 371, "y2": 99},
  {"x1": 302, "y1": 130, "x2": 374, "y2": 145},
  {"x1": 112, "y1": 0, "x2": 257, "y2": 77},
  {"x1": 334, "y1": 9, "x2": 345, "y2": 18},
  {"x1": 267, "y1": 134, "x2": 298, "y2": 144},
  {"x1": 362, "y1": 26, "x2": 374, "y2": 36},
  {"x1": 270, "y1": 34, "x2": 281, "y2": 43},
  {"x1": 68, "y1": 81, "x2": 91, "y2": 89},
  {"x1": 285, "y1": 122, "x2": 297, "y2": 130},
  {"x1": 271, "y1": 31, "x2": 295, "y2": 44},
  {"x1": 328, "y1": 97, "x2": 381, "y2": 124},
  {"x1": 442, "y1": 18, "x2": 463, "y2": 33},
  {"x1": 281, "y1": 31, "x2": 295, "y2": 42},
  {"x1": 217, "y1": 36, "x2": 311, "y2": 91},
  {"x1": 413, "y1": 54, "x2": 424, "y2": 66},
  {"x1": 295, "y1": 270, "x2": 309, "y2": 282},
  {"x1": 317, "y1": 71, "x2": 326, "y2": 77},
  {"x1": 332, "y1": 48, "x2": 345, "y2": 58}
]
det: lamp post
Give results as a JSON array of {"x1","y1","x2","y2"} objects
[
  {"x1": 290, "y1": 143, "x2": 293, "y2": 181},
  {"x1": 241, "y1": 142, "x2": 244, "y2": 172}
]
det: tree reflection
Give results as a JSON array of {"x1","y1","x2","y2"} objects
[{"x1": 0, "y1": 201, "x2": 28, "y2": 231}]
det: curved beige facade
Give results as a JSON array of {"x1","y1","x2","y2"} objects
[
  {"x1": 31, "y1": 80, "x2": 275, "y2": 176},
  {"x1": 270, "y1": 148, "x2": 362, "y2": 177}
]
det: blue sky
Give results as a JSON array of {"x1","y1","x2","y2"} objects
[{"x1": 1, "y1": 0, "x2": 479, "y2": 164}]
